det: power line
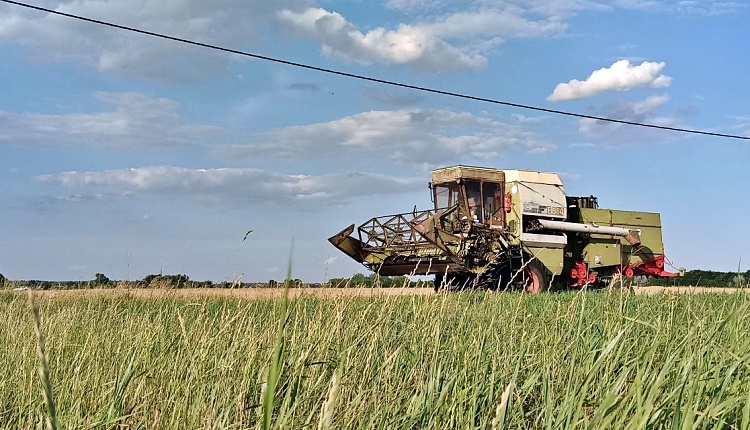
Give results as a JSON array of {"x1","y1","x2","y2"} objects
[{"x1": 3, "y1": 0, "x2": 749, "y2": 141}]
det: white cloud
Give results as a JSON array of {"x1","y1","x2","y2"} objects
[
  {"x1": 385, "y1": 0, "x2": 445, "y2": 12},
  {"x1": 362, "y1": 1, "x2": 734, "y2": 74},
  {"x1": 39, "y1": 167, "x2": 423, "y2": 207},
  {"x1": 391, "y1": 0, "x2": 745, "y2": 23},
  {"x1": 279, "y1": 8, "x2": 487, "y2": 72},
  {"x1": 0, "y1": 92, "x2": 218, "y2": 147},
  {"x1": 631, "y1": 94, "x2": 670, "y2": 115},
  {"x1": 479, "y1": 0, "x2": 742, "y2": 16},
  {"x1": 674, "y1": 1, "x2": 746, "y2": 16},
  {"x1": 0, "y1": 0, "x2": 312, "y2": 80},
  {"x1": 548, "y1": 60, "x2": 672, "y2": 101},
  {"x1": 578, "y1": 94, "x2": 675, "y2": 138},
  {"x1": 216, "y1": 109, "x2": 554, "y2": 165},
  {"x1": 511, "y1": 113, "x2": 544, "y2": 123},
  {"x1": 423, "y1": 10, "x2": 565, "y2": 39},
  {"x1": 0, "y1": 0, "x2": 739, "y2": 79},
  {"x1": 277, "y1": 6, "x2": 569, "y2": 72}
]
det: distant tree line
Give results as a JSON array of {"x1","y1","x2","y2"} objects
[
  {"x1": 1, "y1": 269, "x2": 748, "y2": 290},
  {"x1": 650, "y1": 269, "x2": 750, "y2": 288},
  {"x1": 0, "y1": 271, "x2": 427, "y2": 289},
  {"x1": 327, "y1": 272, "x2": 425, "y2": 288},
  {"x1": 0, "y1": 273, "x2": 215, "y2": 290}
]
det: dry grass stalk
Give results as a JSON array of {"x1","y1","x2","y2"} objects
[
  {"x1": 491, "y1": 383, "x2": 512, "y2": 430},
  {"x1": 318, "y1": 366, "x2": 342, "y2": 430},
  {"x1": 27, "y1": 291, "x2": 60, "y2": 430}
]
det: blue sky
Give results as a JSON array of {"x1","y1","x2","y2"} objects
[{"x1": 1, "y1": 0, "x2": 748, "y2": 282}]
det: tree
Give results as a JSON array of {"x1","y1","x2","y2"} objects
[
  {"x1": 142, "y1": 274, "x2": 158, "y2": 286},
  {"x1": 164, "y1": 274, "x2": 189, "y2": 287},
  {"x1": 94, "y1": 273, "x2": 111, "y2": 285},
  {"x1": 0, "y1": 273, "x2": 6, "y2": 286}
]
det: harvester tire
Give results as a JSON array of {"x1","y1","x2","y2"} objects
[
  {"x1": 609, "y1": 274, "x2": 634, "y2": 292},
  {"x1": 521, "y1": 259, "x2": 549, "y2": 294},
  {"x1": 435, "y1": 273, "x2": 475, "y2": 292},
  {"x1": 434, "y1": 274, "x2": 443, "y2": 292}
]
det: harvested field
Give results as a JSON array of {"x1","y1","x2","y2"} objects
[
  {"x1": 12, "y1": 285, "x2": 749, "y2": 300},
  {"x1": 19, "y1": 286, "x2": 436, "y2": 300},
  {"x1": 635, "y1": 285, "x2": 749, "y2": 294}
]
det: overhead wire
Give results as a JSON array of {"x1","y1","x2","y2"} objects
[{"x1": 2, "y1": 0, "x2": 749, "y2": 141}]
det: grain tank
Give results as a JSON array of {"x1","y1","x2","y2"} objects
[{"x1": 329, "y1": 165, "x2": 676, "y2": 292}]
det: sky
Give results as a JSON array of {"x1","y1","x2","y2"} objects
[{"x1": 1, "y1": 0, "x2": 749, "y2": 282}]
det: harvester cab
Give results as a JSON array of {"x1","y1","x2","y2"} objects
[
  {"x1": 329, "y1": 165, "x2": 676, "y2": 292},
  {"x1": 430, "y1": 166, "x2": 506, "y2": 228}
]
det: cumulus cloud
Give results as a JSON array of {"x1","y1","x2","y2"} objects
[
  {"x1": 0, "y1": 0, "x2": 312, "y2": 80},
  {"x1": 476, "y1": 0, "x2": 743, "y2": 16},
  {"x1": 39, "y1": 167, "x2": 423, "y2": 207},
  {"x1": 278, "y1": 8, "x2": 487, "y2": 72},
  {"x1": 0, "y1": 0, "x2": 738, "y2": 78},
  {"x1": 385, "y1": 0, "x2": 440, "y2": 11},
  {"x1": 511, "y1": 113, "x2": 544, "y2": 123},
  {"x1": 277, "y1": 6, "x2": 569, "y2": 72},
  {"x1": 630, "y1": 94, "x2": 670, "y2": 115},
  {"x1": 548, "y1": 60, "x2": 672, "y2": 101},
  {"x1": 0, "y1": 92, "x2": 218, "y2": 147},
  {"x1": 674, "y1": 0, "x2": 747, "y2": 16},
  {"x1": 3, "y1": 0, "x2": 566, "y2": 75},
  {"x1": 424, "y1": 10, "x2": 565, "y2": 39},
  {"x1": 216, "y1": 109, "x2": 554, "y2": 165},
  {"x1": 578, "y1": 94, "x2": 675, "y2": 138}
]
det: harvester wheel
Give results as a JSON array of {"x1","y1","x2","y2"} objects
[
  {"x1": 521, "y1": 260, "x2": 549, "y2": 294},
  {"x1": 609, "y1": 274, "x2": 634, "y2": 292},
  {"x1": 434, "y1": 273, "x2": 469, "y2": 292}
]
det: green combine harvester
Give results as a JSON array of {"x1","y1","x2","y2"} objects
[{"x1": 329, "y1": 165, "x2": 677, "y2": 292}]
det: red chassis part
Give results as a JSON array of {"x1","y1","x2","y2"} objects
[
  {"x1": 619, "y1": 255, "x2": 677, "y2": 278},
  {"x1": 570, "y1": 262, "x2": 597, "y2": 287},
  {"x1": 570, "y1": 255, "x2": 677, "y2": 287}
]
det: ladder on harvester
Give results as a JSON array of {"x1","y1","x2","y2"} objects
[{"x1": 508, "y1": 245, "x2": 525, "y2": 273}]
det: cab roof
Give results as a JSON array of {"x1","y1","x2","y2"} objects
[{"x1": 431, "y1": 165, "x2": 562, "y2": 186}]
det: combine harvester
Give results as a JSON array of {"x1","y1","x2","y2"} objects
[{"x1": 329, "y1": 165, "x2": 677, "y2": 292}]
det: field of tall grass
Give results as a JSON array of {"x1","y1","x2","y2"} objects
[{"x1": 2, "y1": 289, "x2": 750, "y2": 429}]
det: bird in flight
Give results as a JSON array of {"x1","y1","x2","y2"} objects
[{"x1": 243, "y1": 229, "x2": 254, "y2": 242}]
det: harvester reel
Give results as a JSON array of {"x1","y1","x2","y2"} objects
[{"x1": 366, "y1": 229, "x2": 380, "y2": 244}]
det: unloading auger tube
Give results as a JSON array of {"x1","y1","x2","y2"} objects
[{"x1": 526, "y1": 219, "x2": 642, "y2": 246}]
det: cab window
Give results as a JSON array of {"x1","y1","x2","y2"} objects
[
  {"x1": 434, "y1": 183, "x2": 459, "y2": 209},
  {"x1": 465, "y1": 180, "x2": 481, "y2": 221},
  {"x1": 482, "y1": 182, "x2": 500, "y2": 222}
]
